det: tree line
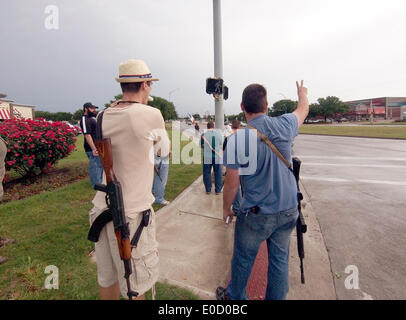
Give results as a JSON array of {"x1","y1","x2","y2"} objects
[
  {"x1": 269, "y1": 96, "x2": 349, "y2": 122},
  {"x1": 200, "y1": 96, "x2": 350, "y2": 123},
  {"x1": 35, "y1": 95, "x2": 178, "y2": 123}
]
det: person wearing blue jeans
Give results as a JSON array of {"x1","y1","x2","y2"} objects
[
  {"x1": 80, "y1": 102, "x2": 103, "y2": 188},
  {"x1": 201, "y1": 121, "x2": 223, "y2": 194},
  {"x1": 219, "y1": 81, "x2": 309, "y2": 300},
  {"x1": 152, "y1": 154, "x2": 170, "y2": 205},
  {"x1": 223, "y1": 119, "x2": 242, "y2": 214},
  {"x1": 86, "y1": 151, "x2": 103, "y2": 189},
  {"x1": 202, "y1": 158, "x2": 222, "y2": 194}
]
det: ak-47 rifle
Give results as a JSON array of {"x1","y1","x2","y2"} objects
[
  {"x1": 87, "y1": 110, "x2": 140, "y2": 300},
  {"x1": 93, "y1": 138, "x2": 138, "y2": 299},
  {"x1": 292, "y1": 157, "x2": 307, "y2": 284}
]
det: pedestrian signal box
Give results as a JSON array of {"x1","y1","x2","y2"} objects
[{"x1": 206, "y1": 78, "x2": 228, "y2": 100}]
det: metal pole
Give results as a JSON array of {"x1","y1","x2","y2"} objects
[{"x1": 213, "y1": 0, "x2": 224, "y2": 130}]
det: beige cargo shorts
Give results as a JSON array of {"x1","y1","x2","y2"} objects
[{"x1": 89, "y1": 206, "x2": 159, "y2": 298}]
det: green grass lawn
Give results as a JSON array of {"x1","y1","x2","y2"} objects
[
  {"x1": 300, "y1": 125, "x2": 406, "y2": 139},
  {"x1": 0, "y1": 130, "x2": 202, "y2": 300}
]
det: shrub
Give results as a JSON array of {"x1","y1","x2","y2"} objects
[{"x1": 0, "y1": 118, "x2": 78, "y2": 177}]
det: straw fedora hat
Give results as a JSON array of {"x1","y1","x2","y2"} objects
[{"x1": 115, "y1": 59, "x2": 159, "y2": 83}]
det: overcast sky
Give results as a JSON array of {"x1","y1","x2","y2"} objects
[{"x1": 1, "y1": 0, "x2": 405, "y2": 117}]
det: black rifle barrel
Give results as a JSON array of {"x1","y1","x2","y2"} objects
[{"x1": 292, "y1": 157, "x2": 306, "y2": 284}]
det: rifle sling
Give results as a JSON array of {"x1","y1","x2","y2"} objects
[
  {"x1": 202, "y1": 134, "x2": 222, "y2": 158},
  {"x1": 91, "y1": 108, "x2": 151, "y2": 247},
  {"x1": 247, "y1": 124, "x2": 305, "y2": 224},
  {"x1": 247, "y1": 125, "x2": 292, "y2": 170}
]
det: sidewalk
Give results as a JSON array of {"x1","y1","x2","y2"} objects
[{"x1": 156, "y1": 175, "x2": 336, "y2": 300}]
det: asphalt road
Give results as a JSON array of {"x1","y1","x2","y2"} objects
[{"x1": 293, "y1": 134, "x2": 406, "y2": 300}]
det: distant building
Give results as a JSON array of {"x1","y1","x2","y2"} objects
[
  {"x1": 345, "y1": 97, "x2": 406, "y2": 121},
  {"x1": 0, "y1": 94, "x2": 36, "y2": 120}
]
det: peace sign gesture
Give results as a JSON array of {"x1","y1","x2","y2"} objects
[
  {"x1": 296, "y1": 80, "x2": 308, "y2": 98},
  {"x1": 293, "y1": 80, "x2": 310, "y2": 127}
]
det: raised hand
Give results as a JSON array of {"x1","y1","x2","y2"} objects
[
  {"x1": 293, "y1": 80, "x2": 310, "y2": 127},
  {"x1": 296, "y1": 80, "x2": 308, "y2": 99}
]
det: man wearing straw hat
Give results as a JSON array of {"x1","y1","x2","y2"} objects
[{"x1": 89, "y1": 59, "x2": 170, "y2": 300}]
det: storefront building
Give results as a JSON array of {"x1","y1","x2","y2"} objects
[{"x1": 345, "y1": 97, "x2": 406, "y2": 121}]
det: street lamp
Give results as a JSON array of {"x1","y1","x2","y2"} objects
[
  {"x1": 277, "y1": 92, "x2": 287, "y2": 99},
  {"x1": 169, "y1": 88, "x2": 180, "y2": 102}
]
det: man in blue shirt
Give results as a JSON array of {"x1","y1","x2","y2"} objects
[
  {"x1": 217, "y1": 81, "x2": 309, "y2": 300},
  {"x1": 200, "y1": 121, "x2": 223, "y2": 194}
]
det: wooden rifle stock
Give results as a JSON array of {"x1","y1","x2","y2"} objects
[
  {"x1": 95, "y1": 139, "x2": 114, "y2": 183},
  {"x1": 94, "y1": 138, "x2": 137, "y2": 298}
]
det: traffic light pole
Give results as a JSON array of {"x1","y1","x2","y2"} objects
[{"x1": 213, "y1": 0, "x2": 224, "y2": 130}]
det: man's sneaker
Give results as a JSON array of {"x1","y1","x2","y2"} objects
[
  {"x1": 161, "y1": 200, "x2": 171, "y2": 206},
  {"x1": 216, "y1": 286, "x2": 230, "y2": 300}
]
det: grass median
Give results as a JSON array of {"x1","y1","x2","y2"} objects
[
  {"x1": 300, "y1": 125, "x2": 406, "y2": 139},
  {"x1": 0, "y1": 130, "x2": 203, "y2": 299}
]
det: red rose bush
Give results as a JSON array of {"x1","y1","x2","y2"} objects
[{"x1": 0, "y1": 118, "x2": 78, "y2": 177}]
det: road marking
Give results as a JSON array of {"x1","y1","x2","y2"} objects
[
  {"x1": 295, "y1": 156, "x2": 406, "y2": 162},
  {"x1": 304, "y1": 163, "x2": 406, "y2": 168},
  {"x1": 301, "y1": 176, "x2": 406, "y2": 186},
  {"x1": 301, "y1": 176, "x2": 351, "y2": 183},
  {"x1": 357, "y1": 179, "x2": 406, "y2": 186}
]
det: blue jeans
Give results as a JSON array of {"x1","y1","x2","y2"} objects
[
  {"x1": 86, "y1": 151, "x2": 103, "y2": 189},
  {"x1": 232, "y1": 186, "x2": 242, "y2": 214},
  {"x1": 203, "y1": 158, "x2": 223, "y2": 193},
  {"x1": 226, "y1": 206, "x2": 299, "y2": 300},
  {"x1": 152, "y1": 156, "x2": 169, "y2": 204}
]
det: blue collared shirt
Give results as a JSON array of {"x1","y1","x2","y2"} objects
[{"x1": 223, "y1": 113, "x2": 299, "y2": 214}]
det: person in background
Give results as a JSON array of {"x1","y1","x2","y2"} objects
[
  {"x1": 194, "y1": 122, "x2": 200, "y2": 136},
  {"x1": 80, "y1": 102, "x2": 103, "y2": 188},
  {"x1": 223, "y1": 119, "x2": 242, "y2": 215},
  {"x1": 152, "y1": 149, "x2": 171, "y2": 206},
  {"x1": 200, "y1": 121, "x2": 223, "y2": 195}
]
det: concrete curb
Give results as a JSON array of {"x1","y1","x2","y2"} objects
[
  {"x1": 285, "y1": 180, "x2": 336, "y2": 299},
  {"x1": 155, "y1": 175, "x2": 233, "y2": 300}
]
